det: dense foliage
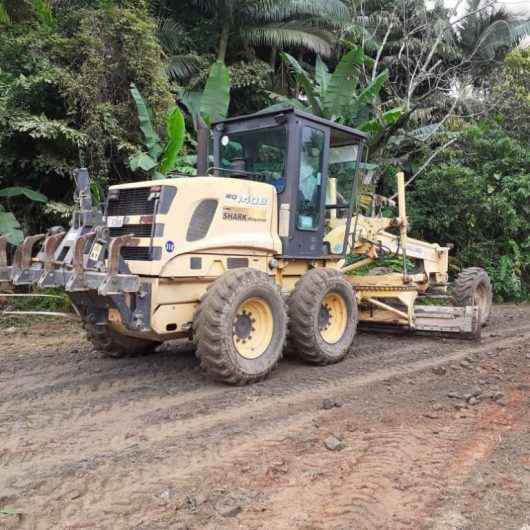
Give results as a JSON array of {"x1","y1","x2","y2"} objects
[
  {"x1": 0, "y1": 1, "x2": 173, "y2": 232},
  {"x1": 0, "y1": 0, "x2": 528, "y2": 297},
  {"x1": 410, "y1": 123, "x2": 530, "y2": 301}
]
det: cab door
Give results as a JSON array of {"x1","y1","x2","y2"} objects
[{"x1": 279, "y1": 118, "x2": 330, "y2": 258}]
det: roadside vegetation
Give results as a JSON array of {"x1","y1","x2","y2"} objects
[{"x1": 0, "y1": 0, "x2": 528, "y2": 300}]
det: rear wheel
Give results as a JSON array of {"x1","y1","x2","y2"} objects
[
  {"x1": 453, "y1": 267, "x2": 493, "y2": 326},
  {"x1": 85, "y1": 323, "x2": 159, "y2": 358},
  {"x1": 287, "y1": 268, "x2": 357, "y2": 365},
  {"x1": 194, "y1": 268, "x2": 287, "y2": 385}
]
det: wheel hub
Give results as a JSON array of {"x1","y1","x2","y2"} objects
[
  {"x1": 319, "y1": 292, "x2": 348, "y2": 344},
  {"x1": 234, "y1": 311, "x2": 253, "y2": 340},
  {"x1": 319, "y1": 304, "x2": 331, "y2": 331},
  {"x1": 232, "y1": 297, "x2": 273, "y2": 360}
]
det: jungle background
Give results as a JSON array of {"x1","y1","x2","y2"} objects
[{"x1": 0, "y1": 0, "x2": 529, "y2": 300}]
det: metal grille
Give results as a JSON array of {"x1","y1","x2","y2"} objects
[
  {"x1": 109, "y1": 224, "x2": 153, "y2": 238},
  {"x1": 121, "y1": 246, "x2": 153, "y2": 261},
  {"x1": 107, "y1": 187, "x2": 155, "y2": 216},
  {"x1": 227, "y1": 257, "x2": 249, "y2": 269},
  {"x1": 186, "y1": 199, "x2": 218, "y2": 242}
]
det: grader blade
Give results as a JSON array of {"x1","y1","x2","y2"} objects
[{"x1": 414, "y1": 305, "x2": 481, "y2": 340}]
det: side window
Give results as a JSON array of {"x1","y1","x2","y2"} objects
[
  {"x1": 297, "y1": 127, "x2": 324, "y2": 230},
  {"x1": 220, "y1": 138, "x2": 244, "y2": 169}
]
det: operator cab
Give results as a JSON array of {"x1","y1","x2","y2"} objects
[{"x1": 211, "y1": 108, "x2": 367, "y2": 259}]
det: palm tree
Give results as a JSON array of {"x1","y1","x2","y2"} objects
[
  {"x1": 456, "y1": 0, "x2": 530, "y2": 72},
  {"x1": 188, "y1": 0, "x2": 348, "y2": 63}
]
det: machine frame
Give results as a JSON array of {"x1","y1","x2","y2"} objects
[{"x1": 0, "y1": 108, "x2": 491, "y2": 384}]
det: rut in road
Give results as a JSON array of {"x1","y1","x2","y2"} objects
[
  {"x1": 2, "y1": 326, "x2": 528, "y2": 504},
  {"x1": 1, "y1": 322, "x2": 527, "y2": 466}
]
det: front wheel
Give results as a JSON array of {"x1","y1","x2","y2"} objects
[
  {"x1": 453, "y1": 267, "x2": 493, "y2": 327},
  {"x1": 287, "y1": 268, "x2": 358, "y2": 365},
  {"x1": 194, "y1": 268, "x2": 287, "y2": 385}
]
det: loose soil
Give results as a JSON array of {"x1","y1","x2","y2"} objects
[{"x1": 1, "y1": 304, "x2": 529, "y2": 530}]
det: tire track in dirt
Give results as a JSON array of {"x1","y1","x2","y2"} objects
[
  {"x1": 1, "y1": 323, "x2": 525, "y2": 471},
  {"x1": 2, "y1": 319, "x2": 526, "y2": 429},
  {"x1": 2, "y1": 306, "x2": 528, "y2": 529},
  {"x1": 3, "y1": 330, "x2": 529, "y2": 506}
]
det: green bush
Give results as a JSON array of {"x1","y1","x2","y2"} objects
[
  {"x1": 409, "y1": 123, "x2": 530, "y2": 301},
  {"x1": 0, "y1": 2, "x2": 173, "y2": 236}
]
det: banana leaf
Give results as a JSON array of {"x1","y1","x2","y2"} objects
[
  {"x1": 200, "y1": 61, "x2": 231, "y2": 126},
  {"x1": 350, "y1": 70, "x2": 389, "y2": 117},
  {"x1": 130, "y1": 83, "x2": 163, "y2": 161},
  {"x1": 0, "y1": 210, "x2": 23, "y2": 245},
  {"x1": 159, "y1": 106, "x2": 186, "y2": 175},
  {"x1": 129, "y1": 152, "x2": 158, "y2": 172},
  {"x1": 0, "y1": 187, "x2": 47, "y2": 203},
  {"x1": 322, "y1": 46, "x2": 365, "y2": 119},
  {"x1": 360, "y1": 107, "x2": 403, "y2": 134},
  {"x1": 315, "y1": 55, "x2": 330, "y2": 92},
  {"x1": 281, "y1": 52, "x2": 323, "y2": 116}
]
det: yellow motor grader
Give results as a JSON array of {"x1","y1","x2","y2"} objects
[{"x1": 0, "y1": 108, "x2": 492, "y2": 384}]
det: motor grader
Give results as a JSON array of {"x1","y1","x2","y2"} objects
[{"x1": 0, "y1": 108, "x2": 492, "y2": 384}]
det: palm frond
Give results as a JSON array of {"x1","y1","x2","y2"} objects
[
  {"x1": 468, "y1": 18, "x2": 530, "y2": 61},
  {"x1": 244, "y1": 0, "x2": 349, "y2": 25},
  {"x1": 188, "y1": 0, "x2": 220, "y2": 13},
  {"x1": 243, "y1": 24, "x2": 335, "y2": 57},
  {"x1": 167, "y1": 55, "x2": 203, "y2": 82},
  {"x1": 508, "y1": 20, "x2": 530, "y2": 46},
  {"x1": 157, "y1": 17, "x2": 183, "y2": 55},
  {"x1": 343, "y1": 24, "x2": 380, "y2": 51}
]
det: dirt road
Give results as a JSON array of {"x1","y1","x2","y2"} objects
[{"x1": 1, "y1": 304, "x2": 529, "y2": 530}]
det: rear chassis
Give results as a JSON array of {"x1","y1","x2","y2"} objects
[
  {"x1": 0, "y1": 169, "x2": 154, "y2": 340},
  {"x1": 0, "y1": 229, "x2": 152, "y2": 331}
]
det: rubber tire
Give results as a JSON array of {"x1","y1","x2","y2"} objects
[
  {"x1": 194, "y1": 268, "x2": 287, "y2": 385},
  {"x1": 85, "y1": 323, "x2": 159, "y2": 358},
  {"x1": 453, "y1": 267, "x2": 493, "y2": 327},
  {"x1": 287, "y1": 268, "x2": 357, "y2": 365}
]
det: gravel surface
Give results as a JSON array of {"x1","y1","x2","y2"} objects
[{"x1": 0, "y1": 304, "x2": 529, "y2": 529}]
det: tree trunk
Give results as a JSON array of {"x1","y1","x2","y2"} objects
[
  {"x1": 270, "y1": 46, "x2": 278, "y2": 69},
  {"x1": 217, "y1": 21, "x2": 231, "y2": 63}
]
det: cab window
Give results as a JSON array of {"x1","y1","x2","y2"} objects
[
  {"x1": 297, "y1": 126, "x2": 325, "y2": 230},
  {"x1": 219, "y1": 126, "x2": 287, "y2": 192}
]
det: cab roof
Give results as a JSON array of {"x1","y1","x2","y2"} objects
[{"x1": 212, "y1": 107, "x2": 369, "y2": 142}]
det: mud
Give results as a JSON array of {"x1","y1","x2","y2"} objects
[{"x1": 1, "y1": 304, "x2": 529, "y2": 529}]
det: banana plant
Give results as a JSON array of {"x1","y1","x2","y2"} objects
[
  {"x1": 129, "y1": 84, "x2": 186, "y2": 180},
  {"x1": 268, "y1": 47, "x2": 402, "y2": 131},
  {"x1": 0, "y1": 186, "x2": 48, "y2": 245},
  {"x1": 179, "y1": 60, "x2": 231, "y2": 130}
]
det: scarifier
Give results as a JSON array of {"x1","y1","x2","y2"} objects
[{"x1": 0, "y1": 108, "x2": 492, "y2": 384}]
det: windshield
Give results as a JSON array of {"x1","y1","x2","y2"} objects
[
  {"x1": 219, "y1": 126, "x2": 287, "y2": 192},
  {"x1": 329, "y1": 137, "x2": 360, "y2": 205}
]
